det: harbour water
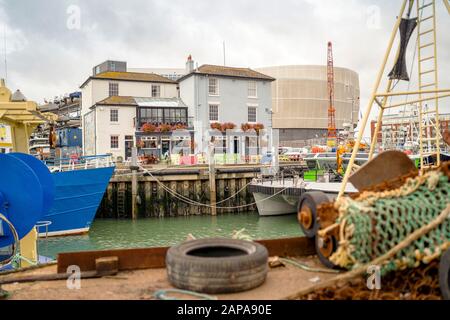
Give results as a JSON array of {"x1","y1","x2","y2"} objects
[{"x1": 37, "y1": 212, "x2": 302, "y2": 259}]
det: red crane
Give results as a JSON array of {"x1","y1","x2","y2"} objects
[{"x1": 327, "y1": 41, "x2": 337, "y2": 148}]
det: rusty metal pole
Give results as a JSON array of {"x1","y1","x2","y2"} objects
[
  {"x1": 208, "y1": 140, "x2": 217, "y2": 216},
  {"x1": 131, "y1": 147, "x2": 138, "y2": 220}
]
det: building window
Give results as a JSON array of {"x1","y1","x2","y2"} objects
[
  {"x1": 110, "y1": 109, "x2": 118, "y2": 122},
  {"x1": 151, "y1": 85, "x2": 161, "y2": 97},
  {"x1": 248, "y1": 81, "x2": 257, "y2": 98},
  {"x1": 208, "y1": 78, "x2": 219, "y2": 96},
  {"x1": 248, "y1": 106, "x2": 257, "y2": 123},
  {"x1": 109, "y1": 82, "x2": 119, "y2": 97},
  {"x1": 209, "y1": 104, "x2": 219, "y2": 122},
  {"x1": 138, "y1": 107, "x2": 188, "y2": 127},
  {"x1": 110, "y1": 135, "x2": 119, "y2": 149}
]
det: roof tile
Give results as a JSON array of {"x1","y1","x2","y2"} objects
[{"x1": 181, "y1": 64, "x2": 275, "y2": 81}]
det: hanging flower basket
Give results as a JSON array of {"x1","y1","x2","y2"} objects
[
  {"x1": 159, "y1": 123, "x2": 172, "y2": 132},
  {"x1": 142, "y1": 123, "x2": 156, "y2": 132},
  {"x1": 172, "y1": 123, "x2": 188, "y2": 130},
  {"x1": 241, "y1": 123, "x2": 253, "y2": 132},
  {"x1": 210, "y1": 122, "x2": 222, "y2": 131},
  {"x1": 221, "y1": 122, "x2": 236, "y2": 131},
  {"x1": 241, "y1": 123, "x2": 264, "y2": 134},
  {"x1": 253, "y1": 123, "x2": 265, "y2": 134}
]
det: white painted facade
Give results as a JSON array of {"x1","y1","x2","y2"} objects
[
  {"x1": 81, "y1": 77, "x2": 178, "y2": 159},
  {"x1": 94, "y1": 105, "x2": 137, "y2": 158},
  {"x1": 81, "y1": 79, "x2": 178, "y2": 113},
  {"x1": 179, "y1": 74, "x2": 273, "y2": 154}
]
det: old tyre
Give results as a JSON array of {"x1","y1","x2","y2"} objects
[
  {"x1": 166, "y1": 238, "x2": 269, "y2": 294},
  {"x1": 439, "y1": 249, "x2": 450, "y2": 300},
  {"x1": 297, "y1": 191, "x2": 330, "y2": 238}
]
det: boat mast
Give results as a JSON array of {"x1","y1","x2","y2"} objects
[{"x1": 338, "y1": 0, "x2": 450, "y2": 198}]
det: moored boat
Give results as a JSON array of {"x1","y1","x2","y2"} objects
[{"x1": 37, "y1": 155, "x2": 115, "y2": 237}]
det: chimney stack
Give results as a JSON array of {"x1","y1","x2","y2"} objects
[{"x1": 186, "y1": 55, "x2": 194, "y2": 73}]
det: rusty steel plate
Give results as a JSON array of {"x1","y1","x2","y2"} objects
[{"x1": 349, "y1": 150, "x2": 417, "y2": 191}]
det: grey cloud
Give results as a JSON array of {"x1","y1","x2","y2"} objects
[{"x1": 0, "y1": 0, "x2": 448, "y2": 137}]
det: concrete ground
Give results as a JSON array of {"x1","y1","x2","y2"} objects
[{"x1": 1, "y1": 256, "x2": 336, "y2": 300}]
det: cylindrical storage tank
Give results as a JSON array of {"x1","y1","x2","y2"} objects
[{"x1": 256, "y1": 65, "x2": 360, "y2": 142}]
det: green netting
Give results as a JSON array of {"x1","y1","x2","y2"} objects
[{"x1": 330, "y1": 171, "x2": 450, "y2": 275}]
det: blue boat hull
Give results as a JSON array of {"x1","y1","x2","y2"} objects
[{"x1": 38, "y1": 166, "x2": 114, "y2": 237}]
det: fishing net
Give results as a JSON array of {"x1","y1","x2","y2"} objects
[
  {"x1": 328, "y1": 163, "x2": 450, "y2": 275},
  {"x1": 299, "y1": 260, "x2": 442, "y2": 300}
]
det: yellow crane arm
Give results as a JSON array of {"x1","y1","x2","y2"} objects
[
  {"x1": 0, "y1": 79, "x2": 57, "y2": 267},
  {"x1": 444, "y1": 0, "x2": 450, "y2": 14}
]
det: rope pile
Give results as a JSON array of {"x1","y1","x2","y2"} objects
[
  {"x1": 299, "y1": 260, "x2": 442, "y2": 300},
  {"x1": 325, "y1": 163, "x2": 450, "y2": 275}
]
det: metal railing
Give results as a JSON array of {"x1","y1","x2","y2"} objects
[{"x1": 44, "y1": 154, "x2": 114, "y2": 172}]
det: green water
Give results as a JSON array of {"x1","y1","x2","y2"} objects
[{"x1": 37, "y1": 212, "x2": 301, "y2": 259}]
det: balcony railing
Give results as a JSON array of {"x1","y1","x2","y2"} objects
[{"x1": 137, "y1": 117, "x2": 194, "y2": 131}]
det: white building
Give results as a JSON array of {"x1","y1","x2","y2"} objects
[
  {"x1": 80, "y1": 61, "x2": 179, "y2": 159},
  {"x1": 80, "y1": 58, "x2": 277, "y2": 162},
  {"x1": 178, "y1": 57, "x2": 276, "y2": 156}
]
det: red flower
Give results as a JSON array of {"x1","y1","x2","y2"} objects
[
  {"x1": 159, "y1": 124, "x2": 172, "y2": 132},
  {"x1": 222, "y1": 122, "x2": 236, "y2": 131},
  {"x1": 253, "y1": 123, "x2": 265, "y2": 133},
  {"x1": 142, "y1": 123, "x2": 156, "y2": 132},
  {"x1": 210, "y1": 122, "x2": 222, "y2": 131}
]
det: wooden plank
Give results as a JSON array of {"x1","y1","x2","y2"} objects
[{"x1": 56, "y1": 237, "x2": 314, "y2": 274}]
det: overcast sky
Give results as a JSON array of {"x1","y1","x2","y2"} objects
[{"x1": 1, "y1": 0, "x2": 449, "y2": 131}]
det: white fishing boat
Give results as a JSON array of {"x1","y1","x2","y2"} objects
[{"x1": 250, "y1": 178, "x2": 358, "y2": 217}]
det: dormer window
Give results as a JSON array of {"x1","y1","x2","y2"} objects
[{"x1": 208, "y1": 78, "x2": 219, "y2": 96}]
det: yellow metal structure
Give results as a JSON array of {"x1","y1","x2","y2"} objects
[
  {"x1": 338, "y1": 0, "x2": 450, "y2": 198},
  {"x1": 416, "y1": 0, "x2": 441, "y2": 167},
  {"x1": 0, "y1": 79, "x2": 56, "y2": 267}
]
